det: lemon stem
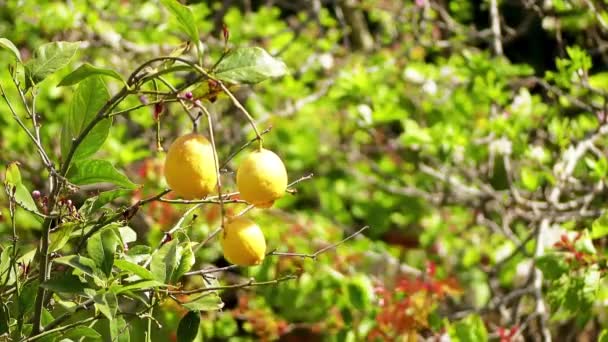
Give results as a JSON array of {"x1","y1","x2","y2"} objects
[
  {"x1": 217, "y1": 81, "x2": 264, "y2": 144},
  {"x1": 198, "y1": 103, "x2": 225, "y2": 229}
]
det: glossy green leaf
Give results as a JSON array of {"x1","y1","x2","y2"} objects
[
  {"x1": 177, "y1": 311, "x2": 200, "y2": 342},
  {"x1": 160, "y1": 0, "x2": 199, "y2": 45},
  {"x1": 58, "y1": 63, "x2": 124, "y2": 86},
  {"x1": 67, "y1": 159, "x2": 137, "y2": 189},
  {"x1": 150, "y1": 239, "x2": 178, "y2": 284},
  {"x1": 60, "y1": 76, "x2": 111, "y2": 161},
  {"x1": 94, "y1": 291, "x2": 118, "y2": 320},
  {"x1": 114, "y1": 280, "x2": 164, "y2": 294},
  {"x1": 114, "y1": 259, "x2": 155, "y2": 280},
  {"x1": 0, "y1": 246, "x2": 15, "y2": 286},
  {"x1": 214, "y1": 47, "x2": 287, "y2": 84},
  {"x1": 0, "y1": 37, "x2": 21, "y2": 62},
  {"x1": 181, "y1": 293, "x2": 224, "y2": 311},
  {"x1": 64, "y1": 326, "x2": 102, "y2": 340},
  {"x1": 87, "y1": 228, "x2": 119, "y2": 276},
  {"x1": 173, "y1": 242, "x2": 195, "y2": 283},
  {"x1": 53, "y1": 255, "x2": 101, "y2": 281},
  {"x1": 19, "y1": 281, "x2": 39, "y2": 317},
  {"x1": 49, "y1": 222, "x2": 76, "y2": 252},
  {"x1": 41, "y1": 273, "x2": 87, "y2": 294},
  {"x1": 117, "y1": 226, "x2": 137, "y2": 244},
  {"x1": 4, "y1": 162, "x2": 40, "y2": 215},
  {"x1": 25, "y1": 41, "x2": 80, "y2": 88},
  {"x1": 109, "y1": 316, "x2": 129, "y2": 342}
]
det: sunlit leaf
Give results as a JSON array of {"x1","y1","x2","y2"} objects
[{"x1": 214, "y1": 47, "x2": 287, "y2": 84}]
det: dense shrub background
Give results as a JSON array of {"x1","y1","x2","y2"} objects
[{"x1": 2, "y1": 0, "x2": 608, "y2": 341}]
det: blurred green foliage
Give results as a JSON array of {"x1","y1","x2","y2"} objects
[{"x1": 2, "y1": 0, "x2": 608, "y2": 341}]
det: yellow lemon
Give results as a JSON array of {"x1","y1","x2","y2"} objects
[
  {"x1": 164, "y1": 133, "x2": 217, "y2": 199},
  {"x1": 221, "y1": 217, "x2": 266, "y2": 266},
  {"x1": 236, "y1": 148, "x2": 287, "y2": 208}
]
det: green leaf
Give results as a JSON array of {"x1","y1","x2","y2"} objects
[
  {"x1": 41, "y1": 273, "x2": 86, "y2": 294},
  {"x1": 150, "y1": 239, "x2": 179, "y2": 284},
  {"x1": 64, "y1": 326, "x2": 102, "y2": 340},
  {"x1": 173, "y1": 242, "x2": 195, "y2": 283},
  {"x1": 87, "y1": 229, "x2": 119, "y2": 276},
  {"x1": 599, "y1": 329, "x2": 608, "y2": 342},
  {"x1": 177, "y1": 311, "x2": 200, "y2": 342},
  {"x1": 49, "y1": 222, "x2": 76, "y2": 252},
  {"x1": 19, "y1": 281, "x2": 39, "y2": 317},
  {"x1": 214, "y1": 47, "x2": 288, "y2": 84},
  {"x1": 536, "y1": 253, "x2": 568, "y2": 281},
  {"x1": 67, "y1": 159, "x2": 137, "y2": 189},
  {"x1": 114, "y1": 280, "x2": 164, "y2": 294},
  {"x1": 109, "y1": 316, "x2": 129, "y2": 342},
  {"x1": 160, "y1": 0, "x2": 200, "y2": 45},
  {"x1": 53, "y1": 255, "x2": 101, "y2": 281},
  {"x1": 58, "y1": 63, "x2": 124, "y2": 87},
  {"x1": 0, "y1": 302, "x2": 9, "y2": 335},
  {"x1": 114, "y1": 259, "x2": 155, "y2": 280},
  {"x1": 60, "y1": 76, "x2": 111, "y2": 161},
  {"x1": 4, "y1": 162, "x2": 40, "y2": 215},
  {"x1": 181, "y1": 293, "x2": 224, "y2": 311},
  {"x1": 117, "y1": 226, "x2": 137, "y2": 245},
  {"x1": 449, "y1": 314, "x2": 488, "y2": 342},
  {"x1": 0, "y1": 37, "x2": 21, "y2": 62},
  {"x1": 0, "y1": 246, "x2": 15, "y2": 286},
  {"x1": 94, "y1": 291, "x2": 118, "y2": 321},
  {"x1": 520, "y1": 167, "x2": 540, "y2": 191},
  {"x1": 592, "y1": 213, "x2": 608, "y2": 239},
  {"x1": 80, "y1": 189, "x2": 132, "y2": 216},
  {"x1": 345, "y1": 281, "x2": 368, "y2": 310},
  {"x1": 24, "y1": 41, "x2": 80, "y2": 88},
  {"x1": 574, "y1": 230, "x2": 596, "y2": 254}
]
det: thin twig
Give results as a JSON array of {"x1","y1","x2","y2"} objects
[
  {"x1": 166, "y1": 275, "x2": 297, "y2": 295},
  {"x1": 269, "y1": 225, "x2": 369, "y2": 260}
]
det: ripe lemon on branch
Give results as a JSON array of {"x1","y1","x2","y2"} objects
[
  {"x1": 221, "y1": 217, "x2": 266, "y2": 266},
  {"x1": 164, "y1": 133, "x2": 217, "y2": 199},
  {"x1": 236, "y1": 148, "x2": 287, "y2": 208}
]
